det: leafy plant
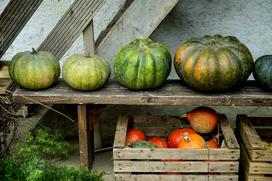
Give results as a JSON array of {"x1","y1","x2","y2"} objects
[{"x1": 0, "y1": 128, "x2": 104, "y2": 181}]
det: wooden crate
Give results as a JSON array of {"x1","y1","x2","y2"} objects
[
  {"x1": 237, "y1": 115, "x2": 272, "y2": 181},
  {"x1": 113, "y1": 114, "x2": 240, "y2": 181}
]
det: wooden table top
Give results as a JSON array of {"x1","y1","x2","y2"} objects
[{"x1": 13, "y1": 79, "x2": 272, "y2": 106}]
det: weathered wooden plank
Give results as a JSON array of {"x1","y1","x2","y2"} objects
[
  {"x1": 96, "y1": 0, "x2": 179, "y2": 67},
  {"x1": 114, "y1": 160, "x2": 238, "y2": 173},
  {"x1": 13, "y1": 80, "x2": 272, "y2": 106},
  {"x1": 78, "y1": 104, "x2": 92, "y2": 169},
  {"x1": 220, "y1": 115, "x2": 239, "y2": 149},
  {"x1": 113, "y1": 115, "x2": 128, "y2": 148},
  {"x1": 38, "y1": 0, "x2": 104, "y2": 59},
  {"x1": 113, "y1": 148, "x2": 239, "y2": 160},
  {"x1": 0, "y1": 78, "x2": 11, "y2": 95},
  {"x1": 237, "y1": 115, "x2": 263, "y2": 150},
  {"x1": 114, "y1": 174, "x2": 238, "y2": 181},
  {"x1": 0, "y1": 0, "x2": 43, "y2": 58}
]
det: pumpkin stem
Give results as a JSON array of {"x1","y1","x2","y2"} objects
[
  {"x1": 32, "y1": 48, "x2": 38, "y2": 54},
  {"x1": 139, "y1": 41, "x2": 148, "y2": 51},
  {"x1": 183, "y1": 135, "x2": 191, "y2": 142}
]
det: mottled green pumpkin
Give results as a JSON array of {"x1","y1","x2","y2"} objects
[
  {"x1": 174, "y1": 34, "x2": 254, "y2": 92},
  {"x1": 129, "y1": 141, "x2": 157, "y2": 148},
  {"x1": 253, "y1": 55, "x2": 272, "y2": 90},
  {"x1": 114, "y1": 38, "x2": 172, "y2": 90},
  {"x1": 62, "y1": 54, "x2": 111, "y2": 91},
  {"x1": 9, "y1": 49, "x2": 60, "y2": 89}
]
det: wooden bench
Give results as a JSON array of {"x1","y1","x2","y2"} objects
[{"x1": 13, "y1": 79, "x2": 272, "y2": 169}]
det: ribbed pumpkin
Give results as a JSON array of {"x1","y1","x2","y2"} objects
[
  {"x1": 167, "y1": 128, "x2": 196, "y2": 148},
  {"x1": 62, "y1": 54, "x2": 111, "y2": 91},
  {"x1": 174, "y1": 34, "x2": 254, "y2": 92},
  {"x1": 253, "y1": 55, "x2": 272, "y2": 90},
  {"x1": 114, "y1": 38, "x2": 172, "y2": 89},
  {"x1": 9, "y1": 48, "x2": 60, "y2": 89}
]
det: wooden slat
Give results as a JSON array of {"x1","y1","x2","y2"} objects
[
  {"x1": 113, "y1": 148, "x2": 239, "y2": 160},
  {"x1": 13, "y1": 80, "x2": 272, "y2": 106},
  {"x1": 237, "y1": 115, "x2": 263, "y2": 150},
  {"x1": 220, "y1": 115, "x2": 239, "y2": 149},
  {"x1": 37, "y1": 0, "x2": 104, "y2": 59},
  {"x1": 96, "y1": 0, "x2": 179, "y2": 68},
  {"x1": 113, "y1": 115, "x2": 129, "y2": 148},
  {"x1": 114, "y1": 160, "x2": 238, "y2": 173},
  {"x1": 0, "y1": 0, "x2": 43, "y2": 58},
  {"x1": 114, "y1": 174, "x2": 238, "y2": 181}
]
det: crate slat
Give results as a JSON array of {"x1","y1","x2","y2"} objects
[
  {"x1": 115, "y1": 174, "x2": 238, "y2": 181},
  {"x1": 237, "y1": 115, "x2": 263, "y2": 150},
  {"x1": 113, "y1": 148, "x2": 240, "y2": 160},
  {"x1": 113, "y1": 115, "x2": 129, "y2": 148},
  {"x1": 220, "y1": 114, "x2": 239, "y2": 149}
]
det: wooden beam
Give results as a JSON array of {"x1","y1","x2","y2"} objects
[
  {"x1": 38, "y1": 0, "x2": 105, "y2": 59},
  {"x1": 96, "y1": 0, "x2": 179, "y2": 66},
  {"x1": 0, "y1": 0, "x2": 43, "y2": 58},
  {"x1": 78, "y1": 104, "x2": 93, "y2": 169}
]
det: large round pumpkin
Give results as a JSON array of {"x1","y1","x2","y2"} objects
[
  {"x1": 253, "y1": 55, "x2": 272, "y2": 90},
  {"x1": 174, "y1": 34, "x2": 254, "y2": 92},
  {"x1": 62, "y1": 54, "x2": 111, "y2": 91},
  {"x1": 9, "y1": 48, "x2": 60, "y2": 89},
  {"x1": 114, "y1": 38, "x2": 171, "y2": 89}
]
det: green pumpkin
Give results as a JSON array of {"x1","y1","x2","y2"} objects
[
  {"x1": 114, "y1": 38, "x2": 172, "y2": 90},
  {"x1": 174, "y1": 34, "x2": 254, "y2": 92},
  {"x1": 62, "y1": 54, "x2": 111, "y2": 91},
  {"x1": 253, "y1": 55, "x2": 272, "y2": 90},
  {"x1": 9, "y1": 49, "x2": 60, "y2": 89},
  {"x1": 129, "y1": 141, "x2": 157, "y2": 148}
]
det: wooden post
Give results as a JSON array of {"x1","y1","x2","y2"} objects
[
  {"x1": 78, "y1": 104, "x2": 92, "y2": 168},
  {"x1": 77, "y1": 20, "x2": 96, "y2": 169}
]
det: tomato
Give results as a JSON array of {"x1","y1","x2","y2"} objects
[
  {"x1": 167, "y1": 128, "x2": 196, "y2": 148},
  {"x1": 125, "y1": 128, "x2": 145, "y2": 145},
  {"x1": 148, "y1": 137, "x2": 168, "y2": 148}
]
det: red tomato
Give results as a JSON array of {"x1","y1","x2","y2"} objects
[
  {"x1": 148, "y1": 137, "x2": 168, "y2": 148},
  {"x1": 167, "y1": 128, "x2": 196, "y2": 148},
  {"x1": 125, "y1": 128, "x2": 145, "y2": 145}
]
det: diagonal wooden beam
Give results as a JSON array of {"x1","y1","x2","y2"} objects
[
  {"x1": 96, "y1": 0, "x2": 179, "y2": 67},
  {"x1": 38, "y1": 0, "x2": 104, "y2": 59},
  {"x1": 0, "y1": 0, "x2": 43, "y2": 58}
]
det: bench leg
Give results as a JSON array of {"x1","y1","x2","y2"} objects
[{"x1": 78, "y1": 104, "x2": 94, "y2": 169}]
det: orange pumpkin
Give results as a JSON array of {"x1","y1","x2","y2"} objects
[
  {"x1": 125, "y1": 128, "x2": 145, "y2": 145},
  {"x1": 177, "y1": 132, "x2": 206, "y2": 149},
  {"x1": 206, "y1": 137, "x2": 220, "y2": 149},
  {"x1": 186, "y1": 107, "x2": 218, "y2": 134},
  {"x1": 167, "y1": 128, "x2": 196, "y2": 148}
]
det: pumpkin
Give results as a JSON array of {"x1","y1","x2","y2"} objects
[
  {"x1": 177, "y1": 132, "x2": 206, "y2": 149},
  {"x1": 167, "y1": 128, "x2": 196, "y2": 148},
  {"x1": 174, "y1": 34, "x2": 254, "y2": 92},
  {"x1": 114, "y1": 38, "x2": 172, "y2": 89},
  {"x1": 186, "y1": 107, "x2": 219, "y2": 134},
  {"x1": 125, "y1": 128, "x2": 145, "y2": 145},
  {"x1": 148, "y1": 137, "x2": 168, "y2": 148},
  {"x1": 9, "y1": 48, "x2": 60, "y2": 89},
  {"x1": 130, "y1": 140, "x2": 157, "y2": 148},
  {"x1": 62, "y1": 54, "x2": 111, "y2": 91},
  {"x1": 206, "y1": 137, "x2": 220, "y2": 149},
  {"x1": 253, "y1": 55, "x2": 272, "y2": 90}
]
